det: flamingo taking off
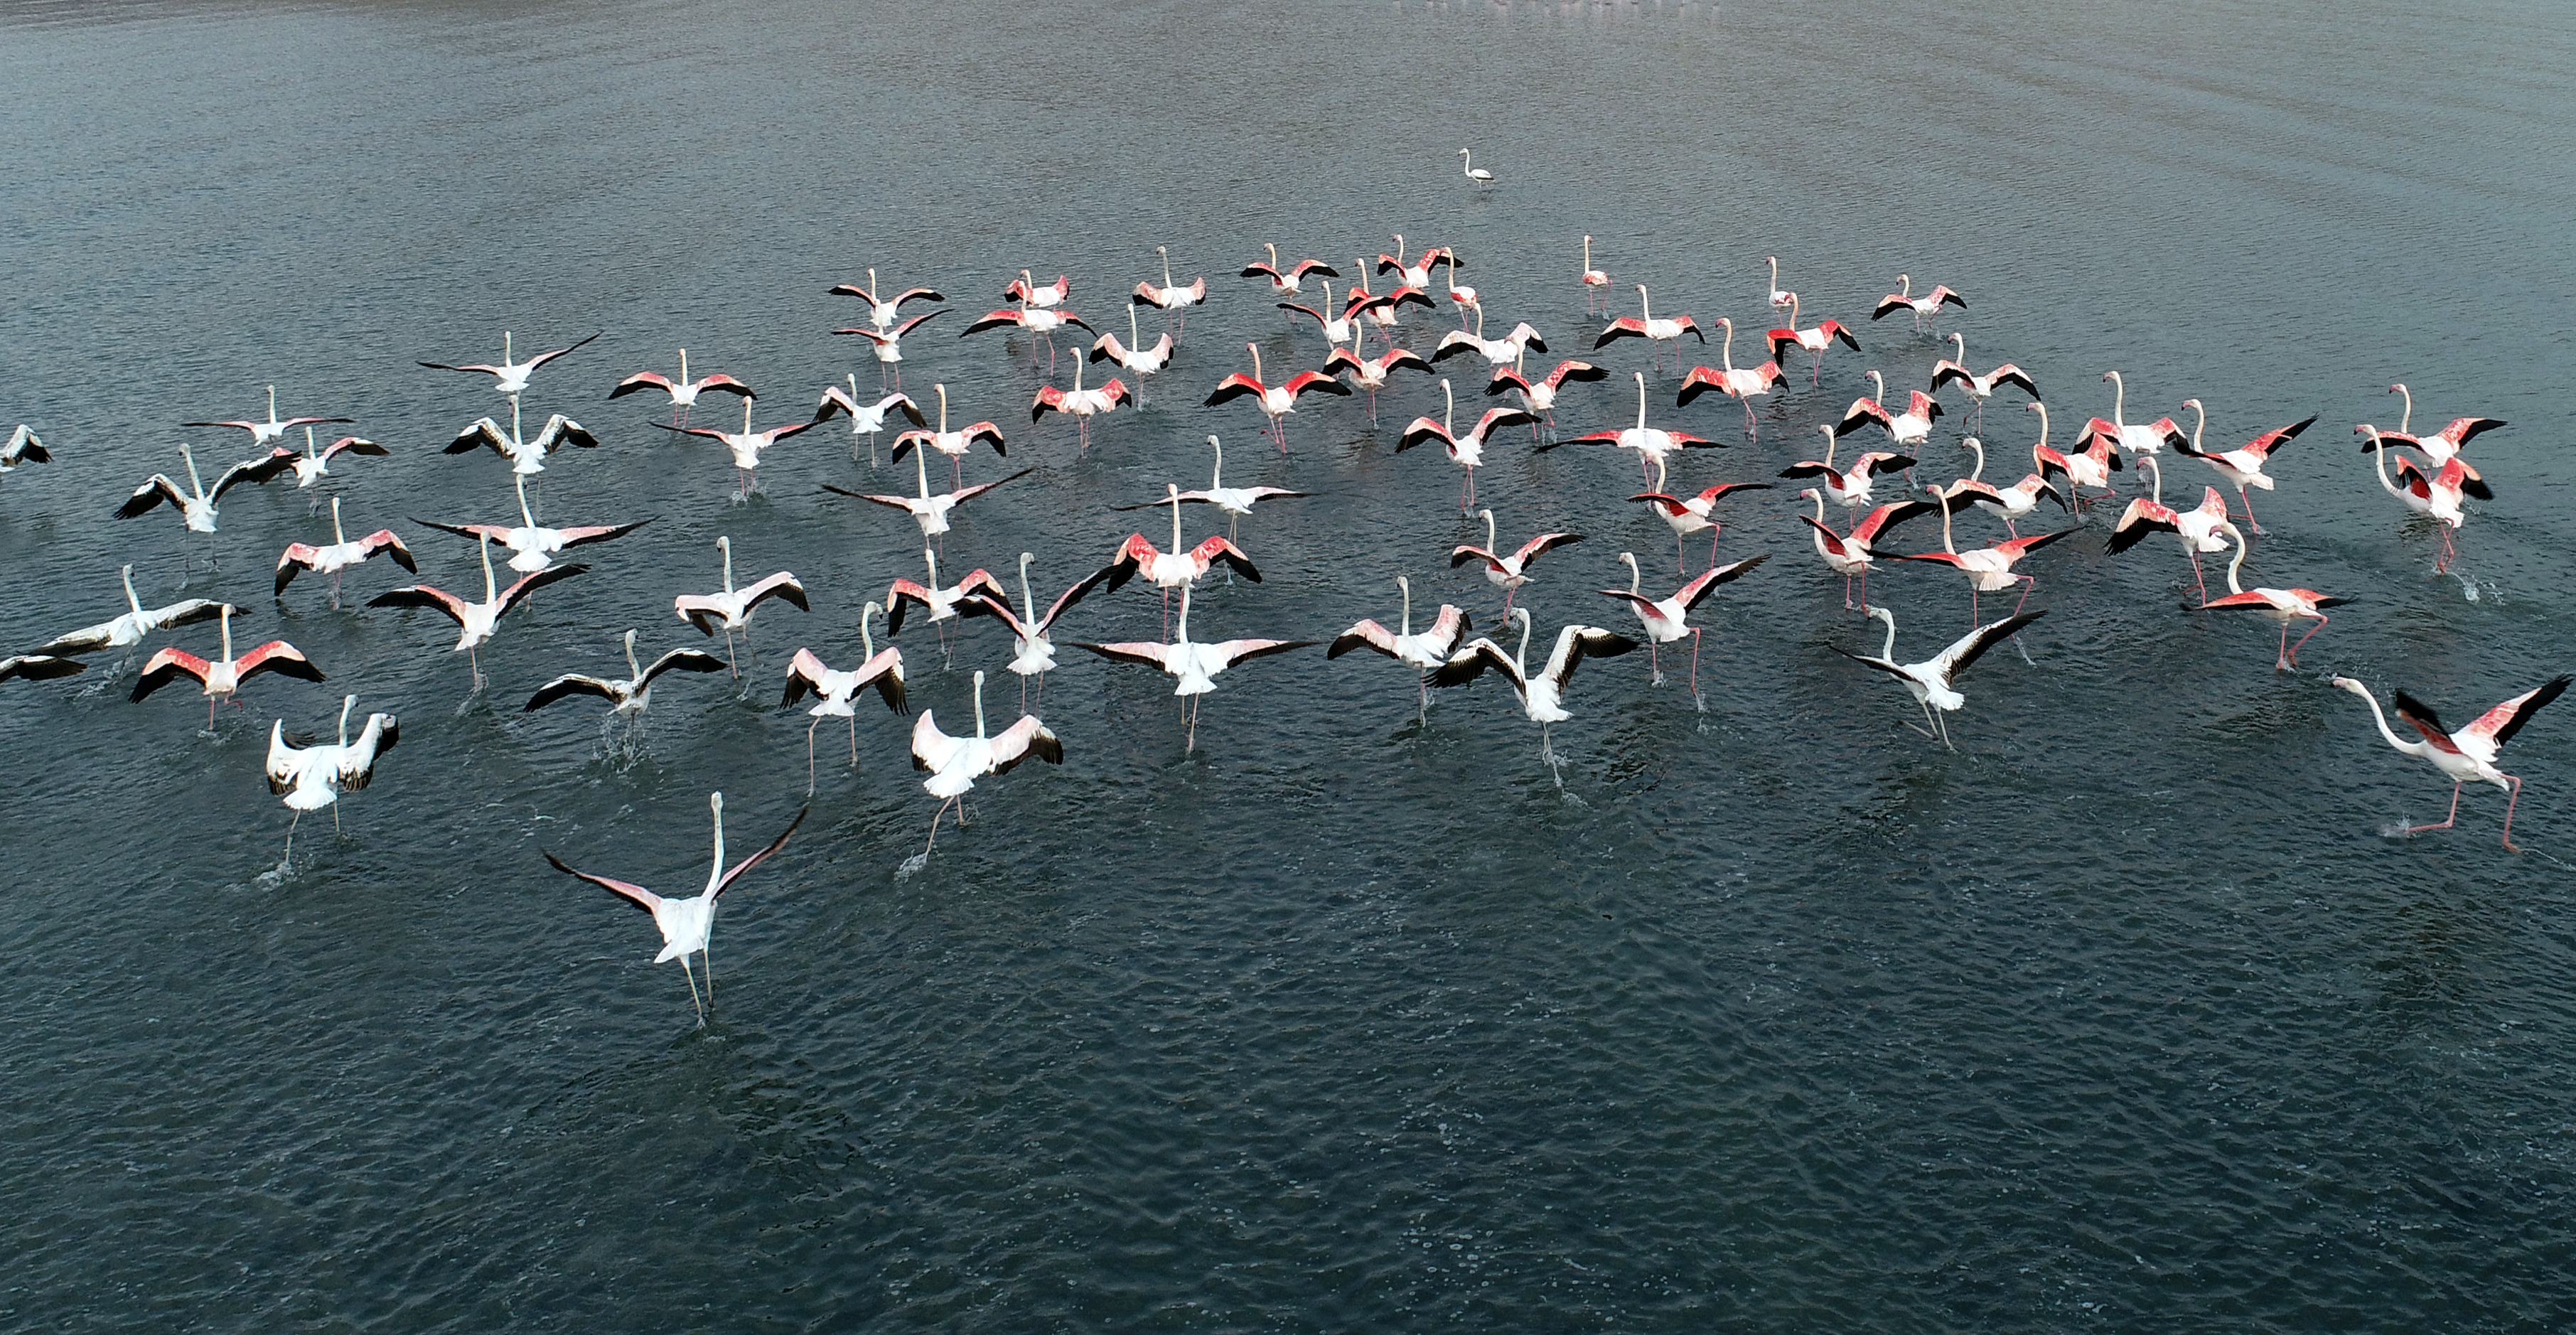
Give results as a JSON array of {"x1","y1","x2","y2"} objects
[
  {"x1": 264, "y1": 694, "x2": 397, "y2": 859},
  {"x1": 1795, "y1": 488, "x2": 1938, "y2": 611},
  {"x1": 956, "y1": 552, "x2": 1118, "y2": 709},
  {"x1": 1833, "y1": 604, "x2": 2043, "y2": 750},
  {"x1": 891, "y1": 383, "x2": 1010, "y2": 489},
  {"x1": 1397, "y1": 378, "x2": 1535, "y2": 512},
  {"x1": 2329, "y1": 675, "x2": 2568, "y2": 853},
  {"x1": 1594, "y1": 284, "x2": 1704, "y2": 375},
  {"x1": 525, "y1": 628, "x2": 729, "y2": 724},
  {"x1": 1763, "y1": 294, "x2": 1861, "y2": 385},
  {"x1": 369, "y1": 533, "x2": 588, "y2": 690},
  {"x1": 444, "y1": 397, "x2": 600, "y2": 478},
  {"x1": 1132, "y1": 245, "x2": 1207, "y2": 329},
  {"x1": 1630, "y1": 456, "x2": 1773, "y2": 575},
  {"x1": 907, "y1": 670, "x2": 1062, "y2": 865},
  {"x1": 414, "y1": 473, "x2": 650, "y2": 574},
  {"x1": 781, "y1": 601, "x2": 909, "y2": 790},
  {"x1": 419, "y1": 331, "x2": 599, "y2": 402},
  {"x1": 2172, "y1": 399, "x2": 2317, "y2": 533},
  {"x1": 1450, "y1": 507, "x2": 1582, "y2": 620},
  {"x1": 1675, "y1": 318, "x2": 1783, "y2": 440},
  {"x1": 545, "y1": 792, "x2": 806, "y2": 1024},
  {"x1": 133, "y1": 604, "x2": 325, "y2": 730},
  {"x1": 183, "y1": 384, "x2": 353, "y2": 446},
  {"x1": 2194, "y1": 520, "x2": 2344, "y2": 672},
  {"x1": 1329, "y1": 574, "x2": 1474, "y2": 719},
  {"x1": 1109, "y1": 435, "x2": 1311, "y2": 543},
  {"x1": 649, "y1": 398, "x2": 817, "y2": 499},
  {"x1": 1890, "y1": 484, "x2": 2073, "y2": 625},
  {"x1": 1870, "y1": 274, "x2": 1965, "y2": 333},
  {"x1": 1429, "y1": 607, "x2": 1637, "y2": 766},
  {"x1": 608, "y1": 349, "x2": 754, "y2": 425},
  {"x1": 673, "y1": 535, "x2": 809, "y2": 675},
  {"x1": 1203, "y1": 342, "x2": 1351, "y2": 451},
  {"x1": 1596, "y1": 549, "x2": 1769, "y2": 704},
  {"x1": 1075, "y1": 584, "x2": 1314, "y2": 751},
  {"x1": 832, "y1": 311, "x2": 944, "y2": 393},
  {"x1": 276, "y1": 496, "x2": 418, "y2": 606},
  {"x1": 812, "y1": 380, "x2": 925, "y2": 465}
]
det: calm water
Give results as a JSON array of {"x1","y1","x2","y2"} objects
[{"x1": 5, "y1": 1, "x2": 2575, "y2": 1329}]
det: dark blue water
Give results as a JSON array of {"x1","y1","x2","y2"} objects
[{"x1": 5, "y1": 0, "x2": 2575, "y2": 1329}]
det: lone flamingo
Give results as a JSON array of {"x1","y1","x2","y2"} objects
[{"x1": 545, "y1": 793, "x2": 806, "y2": 1024}]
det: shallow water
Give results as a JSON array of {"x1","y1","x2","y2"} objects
[{"x1": 4, "y1": 1, "x2": 2575, "y2": 1329}]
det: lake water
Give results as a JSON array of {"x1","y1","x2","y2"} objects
[{"x1": 4, "y1": 0, "x2": 2574, "y2": 1329}]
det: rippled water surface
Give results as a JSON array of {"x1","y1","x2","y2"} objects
[{"x1": 6, "y1": 1, "x2": 2575, "y2": 1329}]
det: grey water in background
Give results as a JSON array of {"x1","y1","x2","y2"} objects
[{"x1": 5, "y1": 0, "x2": 2574, "y2": 1329}]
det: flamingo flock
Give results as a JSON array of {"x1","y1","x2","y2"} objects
[{"x1": 1, "y1": 191, "x2": 2556, "y2": 1031}]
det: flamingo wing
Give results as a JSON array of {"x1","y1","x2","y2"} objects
[
  {"x1": 1931, "y1": 611, "x2": 2044, "y2": 683},
  {"x1": 1206, "y1": 638, "x2": 1319, "y2": 670},
  {"x1": 984, "y1": 717, "x2": 1064, "y2": 773},
  {"x1": 544, "y1": 852, "x2": 664, "y2": 913},
  {"x1": 494, "y1": 562, "x2": 591, "y2": 613},
  {"x1": 2241, "y1": 414, "x2": 2319, "y2": 459},
  {"x1": 1327, "y1": 618, "x2": 1401, "y2": 660},
  {"x1": 366, "y1": 584, "x2": 475, "y2": 626},
  {"x1": 1193, "y1": 536, "x2": 1262, "y2": 581},
  {"x1": 554, "y1": 518, "x2": 653, "y2": 549},
  {"x1": 1510, "y1": 531, "x2": 1584, "y2": 564},
  {"x1": 409, "y1": 518, "x2": 515, "y2": 544},
  {"x1": 1674, "y1": 553, "x2": 1770, "y2": 611},
  {"x1": 1427, "y1": 637, "x2": 1515, "y2": 690},
  {"x1": 1797, "y1": 514, "x2": 1857, "y2": 557},
  {"x1": 952, "y1": 591, "x2": 1029, "y2": 638},
  {"x1": 129, "y1": 648, "x2": 213, "y2": 700},
  {"x1": 960, "y1": 309, "x2": 1028, "y2": 336},
  {"x1": 1040, "y1": 562, "x2": 1122, "y2": 629},
  {"x1": 1282, "y1": 371, "x2": 1352, "y2": 400},
  {"x1": 909, "y1": 709, "x2": 964, "y2": 773},
  {"x1": 232, "y1": 640, "x2": 326, "y2": 686},
  {"x1": 736, "y1": 572, "x2": 810, "y2": 614},
  {"x1": 709, "y1": 805, "x2": 808, "y2": 900},
  {"x1": 1544, "y1": 625, "x2": 1638, "y2": 692},
  {"x1": 609, "y1": 371, "x2": 677, "y2": 399},
  {"x1": 524, "y1": 673, "x2": 622, "y2": 712},
  {"x1": 212, "y1": 451, "x2": 298, "y2": 498},
  {"x1": 2459, "y1": 676, "x2": 2571, "y2": 751},
  {"x1": 1075, "y1": 640, "x2": 1176, "y2": 670},
  {"x1": 2390, "y1": 691, "x2": 2467, "y2": 754},
  {"x1": 1204, "y1": 374, "x2": 1269, "y2": 407},
  {"x1": 521, "y1": 332, "x2": 602, "y2": 370},
  {"x1": 692, "y1": 375, "x2": 756, "y2": 400},
  {"x1": 0, "y1": 654, "x2": 87, "y2": 682}
]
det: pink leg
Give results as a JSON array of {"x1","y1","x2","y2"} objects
[
  {"x1": 1707, "y1": 527, "x2": 1722, "y2": 572},
  {"x1": 2501, "y1": 775, "x2": 2526, "y2": 852},
  {"x1": 1688, "y1": 627, "x2": 1703, "y2": 704},
  {"x1": 2273, "y1": 621, "x2": 2292, "y2": 672},
  {"x1": 2009, "y1": 574, "x2": 2036, "y2": 618},
  {"x1": 805, "y1": 719, "x2": 820, "y2": 792},
  {"x1": 2407, "y1": 781, "x2": 2466, "y2": 835},
  {"x1": 2285, "y1": 612, "x2": 2328, "y2": 667},
  {"x1": 2238, "y1": 486, "x2": 2265, "y2": 535}
]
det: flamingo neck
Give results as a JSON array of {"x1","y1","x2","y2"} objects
[
  {"x1": 1161, "y1": 249, "x2": 1174, "y2": 288},
  {"x1": 1513, "y1": 611, "x2": 1532, "y2": 676},
  {"x1": 1169, "y1": 488, "x2": 1183, "y2": 554},
  {"x1": 1208, "y1": 436, "x2": 1224, "y2": 489},
  {"x1": 330, "y1": 496, "x2": 346, "y2": 545},
  {"x1": 678, "y1": 348, "x2": 689, "y2": 382},
  {"x1": 1965, "y1": 437, "x2": 1986, "y2": 482},
  {"x1": 719, "y1": 540, "x2": 734, "y2": 595},
  {"x1": 2344, "y1": 684, "x2": 2425, "y2": 756},
  {"x1": 923, "y1": 547, "x2": 940, "y2": 590},
  {"x1": 861, "y1": 604, "x2": 879, "y2": 658},
  {"x1": 1624, "y1": 554, "x2": 1641, "y2": 597},
  {"x1": 1636, "y1": 286, "x2": 1650, "y2": 322},
  {"x1": 267, "y1": 385, "x2": 278, "y2": 421},
  {"x1": 1820, "y1": 428, "x2": 1837, "y2": 471},
  {"x1": 1787, "y1": 294, "x2": 1800, "y2": 327},
  {"x1": 2109, "y1": 372, "x2": 2127, "y2": 424},
  {"x1": 2145, "y1": 455, "x2": 2163, "y2": 505},
  {"x1": 503, "y1": 331, "x2": 514, "y2": 364},
  {"x1": 2395, "y1": 385, "x2": 2413, "y2": 434},
  {"x1": 120, "y1": 565, "x2": 141, "y2": 616},
  {"x1": 707, "y1": 795, "x2": 726, "y2": 894},
  {"x1": 1632, "y1": 375, "x2": 1648, "y2": 429},
  {"x1": 2221, "y1": 523, "x2": 2248, "y2": 594},
  {"x1": 1936, "y1": 488, "x2": 1958, "y2": 555},
  {"x1": 337, "y1": 695, "x2": 355, "y2": 745},
  {"x1": 180, "y1": 446, "x2": 204, "y2": 497},
  {"x1": 218, "y1": 606, "x2": 233, "y2": 662},
  {"x1": 1874, "y1": 606, "x2": 1898, "y2": 660},
  {"x1": 915, "y1": 443, "x2": 931, "y2": 498},
  {"x1": 508, "y1": 396, "x2": 522, "y2": 444},
  {"x1": 972, "y1": 672, "x2": 989, "y2": 739},
  {"x1": 1128, "y1": 303, "x2": 1139, "y2": 346},
  {"x1": 623, "y1": 631, "x2": 640, "y2": 679},
  {"x1": 481, "y1": 537, "x2": 498, "y2": 603},
  {"x1": 515, "y1": 475, "x2": 535, "y2": 527},
  {"x1": 2188, "y1": 401, "x2": 2206, "y2": 451},
  {"x1": 1247, "y1": 345, "x2": 1263, "y2": 385},
  {"x1": 1442, "y1": 380, "x2": 1455, "y2": 432},
  {"x1": 2365, "y1": 431, "x2": 2405, "y2": 498},
  {"x1": 2032, "y1": 402, "x2": 2051, "y2": 450},
  {"x1": 1174, "y1": 588, "x2": 1193, "y2": 647},
  {"x1": 1397, "y1": 577, "x2": 1412, "y2": 637},
  {"x1": 1718, "y1": 320, "x2": 1734, "y2": 371},
  {"x1": 304, "y1": 425, "x2": 318, "y2": 459},
  {"x1": 1019, "y1": 557, "x2": 1036, "y2": 623},
  {"x1": 935, "y1": 385, "x2": 948, "y2": 433},
  {"x1": 1482, "y1": 509, "x2": 1496, "y2": 553}
]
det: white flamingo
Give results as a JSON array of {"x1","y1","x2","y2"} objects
[
  {"x1": 1833, "y1": 603, "x2": 2043, "y2": 750},
  {"x1": 369, "y1": 533, "x2": 588, "y2": 690},
  {"x1": 545, "y1": 792, "x2": 806, "y2": 1024}
]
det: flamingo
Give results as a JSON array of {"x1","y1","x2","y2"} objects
[
  {"x1": 275, "y1": 496, "x2": 418, "y2": 606},
  {"x1": 1487, "y1": 352, "x2": 1607, "y2": 431},
  {"x1": 1279, "y1": 279, "x2": 1367, "y2": 347},
  {"x1": 1132, "y1": 245, "x2": 1207, "y2": 330},
  {"x1": 264, "y1": 694, "x2": 397, "y2": 858},
  {"x1": 1795, "y1": 488, "x2": 1938, "y2": 611},
  {"x1": 1596, "y1": 549, "x2": 1768, "y2": 704},
  {"x1": 1765, "y1": 255, "x2": 1794, "y2": 311},
  {"x1": 263, "y1": 426, "x2": 390, "y2": 493},
  {"x1": 525, "y1": 628, "x2": 728, "y2": 724},
  {"x1": 1580, "y1": 235, "x2": 1611, "y2": 313},
  {"x1": 2172, "y1": 399, "x2": 2317, "y2": 534},
  {"x1": 1432, "y1": 307, "x2": 1547, "y2": 368},
  {"x1": 2076, "y1": 370, "x2": 2185, "y2": 463},
  {"x1": 1109, "y1": 435, "x2": 1310, "y2": 543},
  {"x1": 889, "y1": 383, "x2": 1010, "y2": 489},
  {"x1": 116, "y1": 442, "x2": 294, "y2": 535},
  {"x1": 1090, "y1": 305, "x2": 1176, "y2": 403},
  {"x1": 1547, "y1": 371, "x2": 1721, "y2": 480},
  {"x1": 1449, "y1": 507, "x2": 1583, "y2": 619},
  {"x1": 1203, "y1": 342, "x2": 1351, "y2": 451},
  {"x1": 955, "y1": 552, "x2": 1117, "y2": 709},
  {"x1": 907, "y1": 670, "x2": 1062, "y2": 864},
  {"x1": 418, "y1": 331, "x2": 599, "y2": 402},
  {"x1": 822, "y1": 444, "x2": 1029, "y2": 542},
  {"x1": 1029, "y1": 353, "x2": 1129, "y2": 451},
  {"x1": 960, "y1": 302, "x2": 1094, "y2": 372},
  {"x1": 781, "y1": 602, "x2": 909, "y2": 790},
  {"x1": 1869, "y1": 274, "x2": 1965, "y2": 333},
  {"x1": 545, "y1": 792, "x2": 805, "y2": 1024},
  {"x1": 1927, "y1": 332, "x2": 2040, "y2": 429},
  {"x1": 2104, "y1": 456, "x2": 2231, "y2": 599},
  {"x1": 650, "y1": 398, "x2": 817, "y2": 499},
  {"x1": 1397, "y1": 378, "x2": 1536, "y2": 511},
  {"x1": 1891, "y1": 484, "x2": 2073, "y2": 624},
  {"x1": 1347, "y1": 259, "x2": 1436, "y2": 345},
  {"x1": 2329, "y1": 675, "x2": 2569, "y2": 853},
  {"x1": 1428, "y1": 607, "x2": 1637, "y2": 765},
  {"x1": 1439, "y1": 249, "x2": 1479, "y2": 325},
  {"x1": 883, "y1": 545, "x2": 1008, "y2": 637},
  {"x1": 1329, "y1": 574, "x2": 1474, "y2": 718},
  {"x1": 369, "y1": 533, "x2": 588, "y2": 690},
  {"x1": 1931, "y1": 434, "x2": 2063, "y2": 538},
  {"x1": 832, "y1": 310, "x2": 944, "y2": 392},
  {"x1": 829, "y1": 268, "x2": 945, "y2": 333},
  {"x1": 812, "y1": 380, "x2": 925, "y2": 464},
  {"x1": 1002, "y1": 270, "x2": 1068, "y2": 308},
  {"x1": 2029, "y1": 400, "x2": 2122, "y2": 511},
  {"x1": 33, "y1": 564, "x2": 231, "y2": 658},
  {"x1": 3, "y1": 424, "x2": 52, "y2": 481},
  {"x1": 608, "y1": 350, "x2": 754, "y2": 425},
  {"x1": 1241, "y1": 243, "x2": 1338, "y2": 298},
  {"x1": 2373, "y1": 382, "x2": 2505, "y2": 463},
  {"x1": 2195, "y1": 520, "x2": 2346, "y2": 671},
  {"x1": 1324, "y1": 341, "x2": 1432, "y2": 422},
  {"x1": 1457, "y1": 147, "x2": 1493, "y2": 186},
  {"x1": 1075, "y1": 584, "x2": 1313, "y2": 751},
  {"x1": 1832, "y1": 369, "x2": 1941, "y2": 450},
  {"x1": 183, "y1": 384, "x2": 353, "y2": 446},
  {"x1": 1107, "y1": 483, "x2": 1262, "y2": 633},
  {"x1": 444, "y1": 397, "x2": 600, "y2": 478},
  {"x1": 1833, "y1": 604, "x2": 2044, "y2": 750},
  {"x1": 673, "y1": 535, "x2": 808, "y2": 675},
  {"x1": 1781, "y1": 422, "x2": 1915, "y2": 511},
  {"x1": 1630, "y1": 456, "x2": 1773, "y2": 575},
  {"x1": 132, "y1": 604, "x2": 324, "y2": 729},
  {"x1": 413, "y1": 473, "x2": 650, "y2": 574},
  {"x1": 1375, "y1": 235, "x2": 1451, "y2": 289},
  {"x1": 0, "y1": 655, "x2": 84, "y2": 684},
  {"x1": 2359, "y1": 426, "x2": 2479, "y2": 572},
  {"x1": 1763, "y1": 294, "x2": 1861, "y2": 385},
  {"x1": 1675, "y1": 318, "x2": 1783, "y2": 439},
  {"x1": 1594, "y1": 284, "x2": 1704, "y2": 375}
]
